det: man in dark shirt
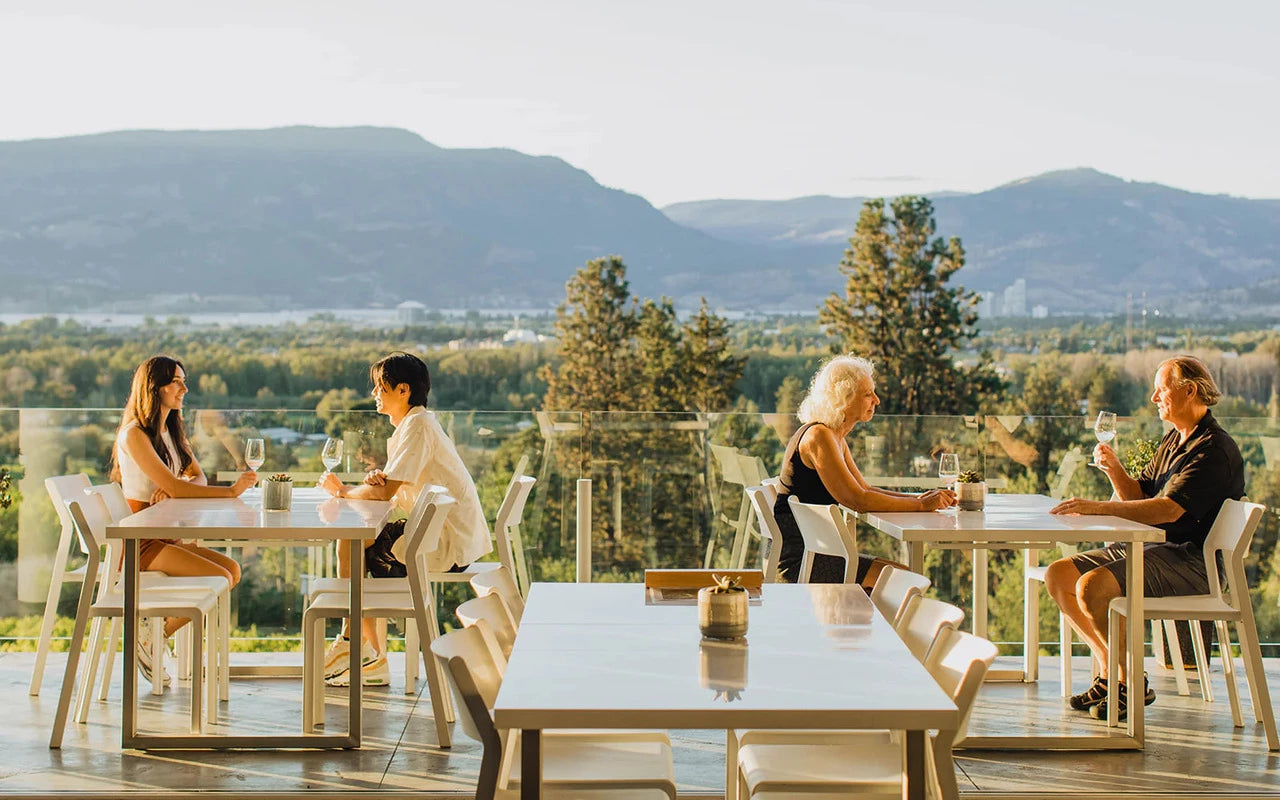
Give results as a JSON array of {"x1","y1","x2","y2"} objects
[{"x1": 1044, "y1": 355, "x2": 1244, "y2": 718}]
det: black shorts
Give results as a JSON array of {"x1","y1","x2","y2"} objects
[
  {"x1": 1067, "y1": 542, "x2": 1208, "y2": 597},
  {"x1": 362, "y1": 519, "x2": 470, "y2": 578}
]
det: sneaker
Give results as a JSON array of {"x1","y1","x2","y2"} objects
[
  {"x1": 1088, "y1": 676, "x2": 1156, "y2": 720},
  {"x1": 324, "y1": 640, "x2": 388, "y2": 687},
  {"x1": 1068, "y1": 675, "x2": 1108, "y2": 711},
  {"x1": 135, "y1": 619, "x2": 172, "y2": 687},
  {"x1": 322, "y1": 636, "x2": 352, "y2": 680}
]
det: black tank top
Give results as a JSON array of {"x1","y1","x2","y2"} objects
[{"x1": 778, "y1": 422, "x2": 836, "y2": 504}]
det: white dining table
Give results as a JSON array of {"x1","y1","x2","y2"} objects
[
  {"x1": 493, "y1": 582, "x2": 958, "y2": 800},
  {"x1": 106, "y1": 487, "x2": 393, "y2": 749},
  {"x1": 858, "y1": 493, "x2": 1165, "y2": 749}
]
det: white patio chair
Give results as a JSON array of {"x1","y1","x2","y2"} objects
[
  {"x1": 30, "y1": 473, "x2": 93, "y2": 696},
  {"x1": 897, "y1": 594, "x2": 966, "y2": 663},
  {"x1": 471, "y1": 565, "x2": 526, "y2": 624},
  {"x1": 743, "y1": 485, "x2": 783, "y2": 583},
  {"x1": 736, "y1": 626, "x2": 997, "y2": 800},
  {"x1": 430, "y1": 624, "x2": 677, "y2": 800},
  {"x1": 1103, "y1": 499, "x2": 1278, "y2": 750},
  {"x1": 456, "y1": 593, "x2": 519, "y2": 661},
  {"x1": 786, "y1": 497, "x2": 859, "y2": 584},
  {"x1": 870, "y1": 564, "x2": 932, "y2": 626},
  {"x1": 78, "y1": 482, "x2": 232, "y2": 710},
  {"x1": 302, "y1": 494, "x2": 457, "y2": 746},
  {"x1": 50, "y1": 494, "x2": 222, "y2": 748}
]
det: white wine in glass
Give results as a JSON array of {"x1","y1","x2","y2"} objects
[
  {"x1": 1092, "y1": 411, "x2": 1117, "y2": 466},
  {"x1": 321, "y1": 437, "x2": 344, "y2": 474},
  {"x1": 244, "y1": 438, "x2": 265, "y2": 471},
  {"x1": 938, "y1": 453, "x2": 959, "y2": 489}
]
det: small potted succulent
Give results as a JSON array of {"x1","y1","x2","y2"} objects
[
  {"x1": 955, "y1": 469, "x2": 986, "y2": 511},
  {"x1": 262, "y1": 472, "x2": 294, "y2": 511},
  {"x1": 698, "y1": 574, "x2": 749, "y2": 640}
]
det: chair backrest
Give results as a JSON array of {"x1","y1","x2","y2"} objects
[
  {"x1": 45, "y1": 473, "x2": 92, "y2": 556},
  {"x1": 711, "y1": 444, "x2": 748, "y2": 487},
  {"x1": 923, "y1": 627, "x2": 998, "y2": 747},
  {"x1": 870, "y1": 565, "x2": 932, "y2": 625},
  {"x1": 403, "y1": 493, "x2": 456, "y2": 621},
  {"x1": 493, "y1": 475, "x2": 536, "y2": 596},
  {"x1": 85, "y1": 482, "x2": 133, "y2": 524},
  {"x1": 456, "y1": 593, "x2": 519, "y2": 662},
  {"x1": 1048, "y1": 448, "x2": 1087, "y2": 501},
  {"x1": 65, "y1": 494, "x2": 114, "y2": 591},
  {"x1": 744, "y1": 486, "x2": 782, "y2": 583},
  {"x1": 786, "y1": 497, "x2": 858, "y2": 583},
  {"x1": 430, "y1": 624, "x2": 505, "y2": 800},
  {"x1": 471, "y1": 564, "x2": 525, "y2": 623},
  {"x1": 1201, "y1": 498, "x2": 1266, "y2": 604},
  {"x1": 896, "y1": 594, "x2": 965, "y2": 662},
  {"x1": 737, "y1": 452, "x2": 769, "y2": 488}
]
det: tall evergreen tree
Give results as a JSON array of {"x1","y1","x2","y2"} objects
[
  {"x1": 636, "y1": 298, "x2": 686, "y2": 411},
  {"x1": 819, "y1": 195, "x2": 1000, "y2": 414},
  {"x1": 540, "y1": 256, "x2": 638, "y2": 411},
  {"x1": 679, "y1": 298, "x2": 747, "y2": 413}
]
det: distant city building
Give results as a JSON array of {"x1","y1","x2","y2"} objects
[
  {"x1": 1032, "y1": 304, "x2": 1048, "y2": 319},
  {"x1": 396, "y1": 300, "x2": 426, "y2": 325},
  {"x1": 1002, "y1": 279, "x2": 1027, "y2": 317}
]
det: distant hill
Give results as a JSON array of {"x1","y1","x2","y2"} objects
[
  {"x1": 2, "y1": 128, "x2": 1278, "y2": 316},
  {"x1": 0, "y1": 126, "x2": 783, "y2": 312},
  {"x1": 664, "y1": 168, "x2": 1280, "y2": 315}
]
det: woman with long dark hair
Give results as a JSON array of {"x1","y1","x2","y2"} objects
[{"x1": 112, "y1": 355, "x2": 257, "y2": 683}]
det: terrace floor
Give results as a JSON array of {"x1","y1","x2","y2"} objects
[{"x1": 4, "y1": 650, "x2": 1279, "y2": 799}]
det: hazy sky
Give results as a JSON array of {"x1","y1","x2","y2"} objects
[{"x1": 2, "y1": 0, "x2": 1276, "y2": 206}]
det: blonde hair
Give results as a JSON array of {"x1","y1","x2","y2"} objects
[
  {"x1": 1159, "y1": 355, "x2": 1221, "y2": 406},
  {"x1": 797, "y1": 355, "x2": 875, "y2": 428}
]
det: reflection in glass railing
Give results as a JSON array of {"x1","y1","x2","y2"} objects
[{"x1": 1, "y1": 408, "x2": 1277, "y2": 652}]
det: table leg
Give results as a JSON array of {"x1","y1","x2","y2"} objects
[
  {"x1": 905, "y1": 729, "x2": 926, "y2": 800},
  {"x1": 123, "y1": 539, "x2": 139, "y2": 745},
  {"x1": 908, "y1": 542, "x2": 925, "y2": 573},
  {"x1": 725, "y1": 729, "x2": 738, "y2": 800},
  {"x1": 348, "y1": 539, "x2": 363, "y2": 746},
  {"x1": 1126, "y1": 541, "x2": 1144, "y2": 745},
  {"x1": 972, "y1": 548, "x2": 988, "y2": 639},
  {"x1": 522, "y1": 729, "x2": 541, "y2": 800}
]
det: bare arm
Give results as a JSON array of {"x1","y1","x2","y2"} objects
[
  {"x1": 1050, "y1": 494, "x2": 1185, "y2": 526},
  {"x1": 801, "y1": 426, "x2": 953, "y2": 512},
  {"x1": 122, "y1": 427, "x2": 255, "y2": 498},
  {"x1": 317, "y1": 470, "x2": 403, "y2": 501}
]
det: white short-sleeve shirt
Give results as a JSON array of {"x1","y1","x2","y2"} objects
[{"x1": 382, "y1": 406, "x2": 492, "y2": 570}]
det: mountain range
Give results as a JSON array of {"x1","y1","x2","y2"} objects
[{"x1": 1, "y1": 126, "x2": 1277, "y2": 316}]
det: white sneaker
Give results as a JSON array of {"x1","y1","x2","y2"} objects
[
  {"x1": 135, "y1": 619, "x2": 172, "y2": 687},
  {"x1": 322, "y1": 637, "x2": 352, "y2": 680},
  {"x1": 325, "y1": 640, "x2": 388, "y2": 687}
]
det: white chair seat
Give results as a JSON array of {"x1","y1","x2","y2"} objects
[
  {"x1": 1132, "y1": 595, "x2": 1236, "y2": 618},
  {"x1": 509, "y1": 736, "x2": 676, "y2": 791},
  {"x1": 740, "y1": 737, "x2": 903, "y2": 796}
]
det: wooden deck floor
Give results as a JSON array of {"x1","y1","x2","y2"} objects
[{"x1": 4, "y1": 651, "x2": 1278, "y2": 798}]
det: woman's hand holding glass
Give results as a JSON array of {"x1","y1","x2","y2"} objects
[{"x1": 231, "y1": 470, "x2": 258, "y2": 495}]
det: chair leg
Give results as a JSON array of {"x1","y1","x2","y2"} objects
[
  {"x1": 931, "y1": 735, "x2": 960, "y2": 800},
  {"x1": 148, "y1": 617, "x2": 165, "y2": 696},
  {"x1": 98, "y1": 617, "x2": 121, "y2": 701},
  {"x1": 220, "y1": 594, "x2": 231, "y2": 702},
  {"x1": 1150, "y1": 617, "x2": 1166, "y2": 669},
  {"x1": 1216, "y1": 620, "x2": 1243, "y2": 727},
  {"x1": 1058, "y1": 612, "x2": 1072, "y2": 698},
  {"x1": 1189, "y1": 620, "x2": 1214, "y2": 703},
  {"x1": 416, "y1": 594, "x2": 453, "y2": 747},
  {"x1": 1023, "y1": 558, "x2": 1039, "y2": 682},
  {"x1": 302, "y1": 611, "x2": 320, "y2": 731},
  {"x1": 404, "y1": 617, "x2": 419, "y2": 695},
  {"x1": 1164, "y1": 620, "x2": 1191, "y2": 696},
  {"x1": 205, "y1": 610, "x2": 218, "y2": 726},
  {"x1": 50, "y1": 605, "x2": 93, "y2": 748},
  {"x1": 188, "y1": 616, "x2": 204, "y2": 735},
  {"x1": 29, "y1": 553, "x2": 75, "y2": 696},
  {"x1": 724, "y1": 729, "x2": 738, "y2": 800},
  {"x1": 1235, "y1": 618, "x2": 1279, "y2": 750},
  {"x1": 75, "y1": 617, "x2": 107, "y2": 724},
  {"x1": 1106, "y1": 608, "x2": 1121, "y2": 728}
]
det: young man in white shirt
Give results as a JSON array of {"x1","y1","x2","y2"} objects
[{"x1": 317, "y1": 352, "x2": 491, "y2": 685}]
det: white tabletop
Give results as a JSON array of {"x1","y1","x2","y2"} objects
[
  {"x1": 106, "y1": 487, "x2": 393, "y2": 541},
  {"x1": 861, "y1": 493, "x2": 1164, "y2": 545},
  {"x1": 494, "y1": 582, "x2": 956, "y2": 732}
]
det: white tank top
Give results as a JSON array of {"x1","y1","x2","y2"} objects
[{"x1": 116, "y1": 421, "x2": 182, "y2": 503}]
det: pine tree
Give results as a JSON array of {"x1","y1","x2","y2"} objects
[
  {"x1": 635, "y1": 298, "x2": 685, "y2": 411},
  {"x1": 540, "y1": 256, "x2": 638, "y2": 411},
  {"x1": 679, "y1": 298, "x2": 747, "y2": 413},
  {"x1": 819, "y1": 196, "x2": 1001, "y2": 415}
]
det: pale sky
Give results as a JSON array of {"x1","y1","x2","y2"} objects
[{"x1": 2, "y1": 0, "x2": 1277, "y2": 206}]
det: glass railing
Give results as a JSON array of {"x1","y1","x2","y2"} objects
[{"x1": 2, "y1": 408, "x2": 1278, "y2": 653}]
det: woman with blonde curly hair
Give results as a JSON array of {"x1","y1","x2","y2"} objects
[{"x1": 773, "y1": 354, "x2": 955, "y2": 587}]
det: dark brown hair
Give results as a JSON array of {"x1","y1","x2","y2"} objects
[
  {"x1": 110, "y1": 355, "x2": 195, "y2": 480},
  {"x1": 370, "y1": 352, "x2": 431, "y2": 407}
]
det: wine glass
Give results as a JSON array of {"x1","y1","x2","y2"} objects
[
  {"x1": 321, "y1": 437, "x2": 344, "y2": 475},
  {"x1": 1092, "y1": 411, "x2": 1117, "y2": 466},
  {"x1": 938, "y1": 453, "x2": 959, "y2": 490},
  {"x1": 244, "y1": 438, "x2": 265, "y2": 471}
]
